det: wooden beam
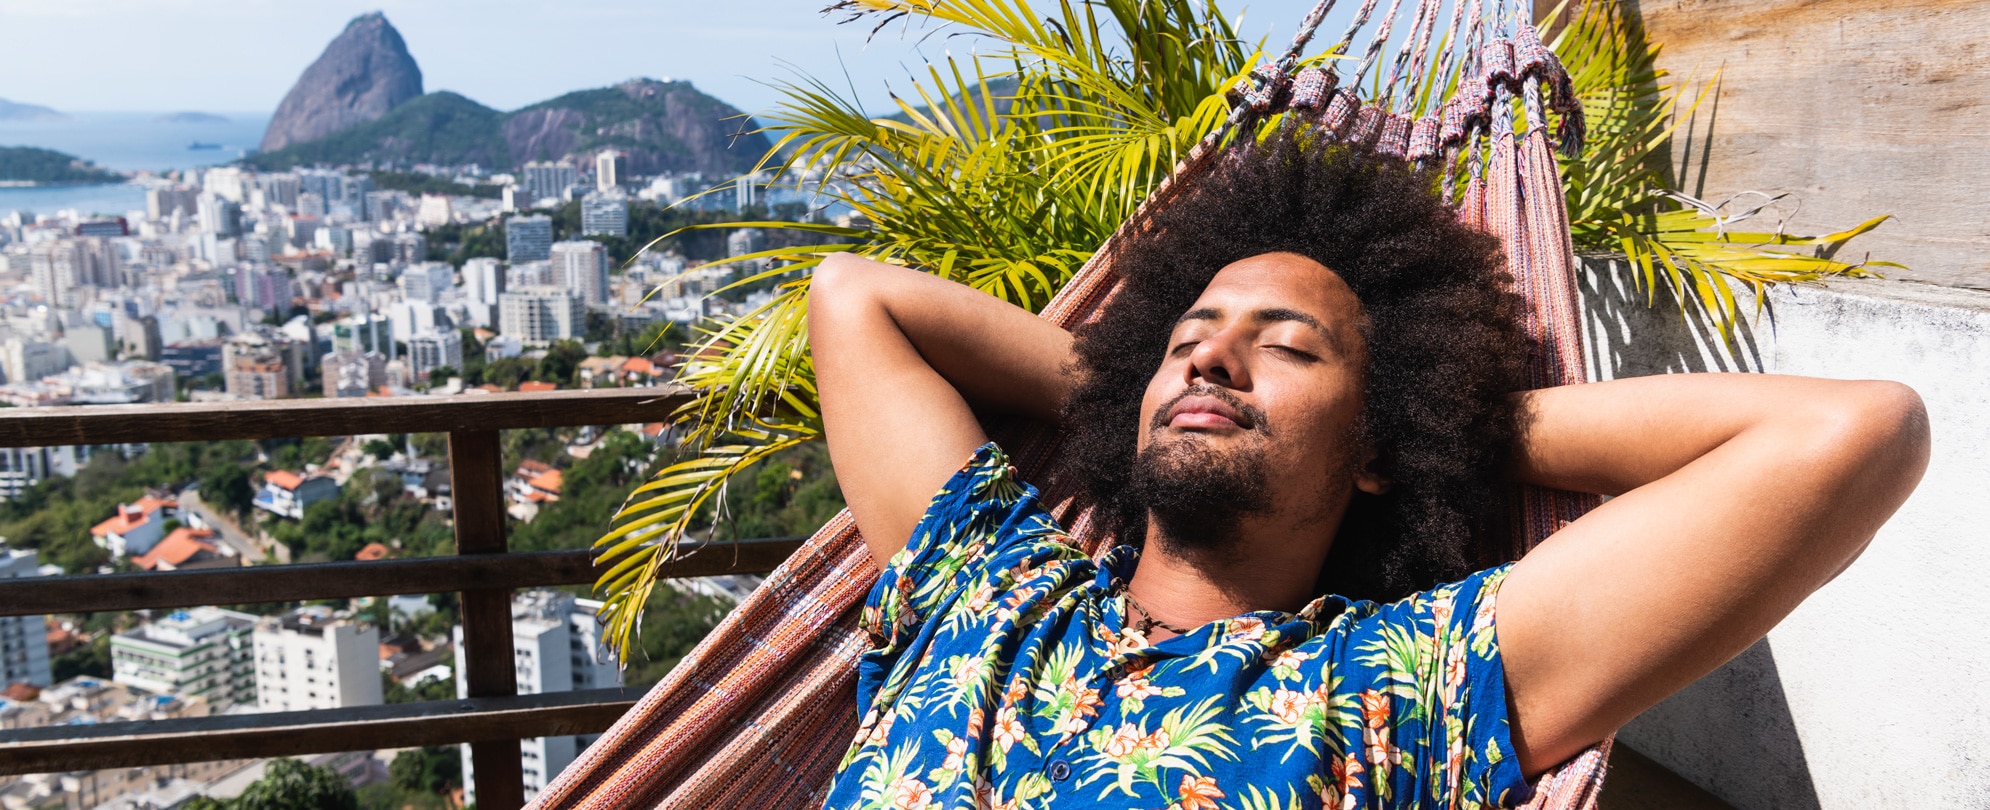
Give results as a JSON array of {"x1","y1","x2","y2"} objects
[
  {"x1": 450, "y1": 429, "x2": 524, "y2": 810},
  {"x1": 0, "y1": 687, "x2": 649, "y2": 776},
  {"x1": 0, "y1": 387, "x2": 688, "y2": 448},
  {"x1": 0, "y1": 539, "x2": 804, "y2": 618}
]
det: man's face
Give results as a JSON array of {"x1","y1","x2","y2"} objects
[{"x1": 1130, "y1": 252, "x2": 1380, "y2": 550}]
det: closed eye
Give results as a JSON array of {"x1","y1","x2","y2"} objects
[
  {"x1": 1266, "y1": 345, "x2": 1318, "y2": 362},
  {"x1": 1170, "y1": 341, "x2": 1200, "y2": 357}
]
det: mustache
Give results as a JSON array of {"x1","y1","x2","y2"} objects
[{"x1": 1151, "y1": 385, "x2": 1270, "y2": 433}]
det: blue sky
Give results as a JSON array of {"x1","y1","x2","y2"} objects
[{"x1": 0, "y1": 0, "x2": 1328, "y2": 116}]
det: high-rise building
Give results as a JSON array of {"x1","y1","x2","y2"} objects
[
  {"x1": 222, "y1": 329, "x2": 304, "y2": 400},
  {"x1": 417, "y1": 194, "x2": 453, "y2": 228},
  {"x1": 401, "y1": 262, "x2": 453, "y2": 304},
  {"x1": 522, "y1": 161, "x2": 578, "y2": 203},
  {"x1": 28, "y1": 237, "x2": 117, "y2": 308},
  {"x1": 463, "y1": 257, "x2": 506, "y2": 305},
  {"x1": 463, "y1": 257, "x2": 506, "y2": 328},
  {"x1": 197, "y1": 195, "x2": 242, "y2": 237},
  {"x1": 506, "y1": 215, "x2": 554, "y2": 263},
  {"x1": 259, "y1": 173, "x2": 300, "y2": 210},
  {"x1": 110, "y1": 607, "x2": 256, "y2": 708},
  {"x1": 551, "y1": 240, "x2": 609, "y2": 306},
  {"x1": 594, "y1": 150, "x2": 627, "y2": 192},
  {"x1": 0, "y1": 446, "x2": 84, "y2": 502},
  {"x1": 408, "y1": 329, "x2": 464, "y2": 378},
  {"x1": 498, "y1": 287, "x2": 584, "y2": 345},
  {"x1": 321, "y1": 350, "x2": 385, "y2": 398},
  {"x1": 456, "y1": 590, "x2": 620, "y2": 804},
  {"x1": 253, "y1": 606, "x2": 383, "y2": 712},
  {"x1": 0, "y1": 542, "x2": 53, "y2": 688},
  {"x1": 502, "y1": 184, "x2": 531, "y2": 213},
  {"x1": 580, "y1": 191, "x2": 628, "y2": 237},
  {"x1": 146, "y1": 186, "x2": 199, "y2": 221}
]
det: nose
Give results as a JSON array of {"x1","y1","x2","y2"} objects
[{"x1": 1185, "y1": 325, "x2": 1251, "y2": 391}]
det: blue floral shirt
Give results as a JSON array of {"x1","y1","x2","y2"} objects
[{"x1": 824, "y1": 444, "x2": 1529, "y2": 810}]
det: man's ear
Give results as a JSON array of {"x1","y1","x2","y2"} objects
[{"x1": 1354, "y1": 449, "x2": 1391, "y2": 496}]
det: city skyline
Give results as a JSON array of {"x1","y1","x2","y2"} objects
[{"x1": 0, "y1": 0, "x2": 1326, "y2": 118}]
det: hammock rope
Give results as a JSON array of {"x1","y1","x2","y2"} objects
[{"x1": 532, "y1": 0, "x2": 1610, "y2": 805}]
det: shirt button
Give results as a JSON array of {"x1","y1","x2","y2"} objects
[{"x1": 1048, "y1": 759, "x2": 1073, "y2": 782}]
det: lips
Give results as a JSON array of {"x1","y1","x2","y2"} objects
[{"x1": 1164, "y1": 395, "x2": 1250, "y2": 431}]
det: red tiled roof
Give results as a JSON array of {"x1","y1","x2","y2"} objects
[
  {"x1": 621, "y1": 357, "x2": 656, "y2": 375},
  {"x1": 641, "y1": 422, "x2": 665, "y2": 437},
  {"x1": 133, "y1": 528, "x2": 219, "y2": 571},
  {"x1": 264, "y1": 470, "x2": 304, "y2": 490},
  {"x1": 355, "y1": 542, "x2": 390, "y2": 561},
  {"x1": 527, "y1": 469, "x2": 563, "y2": 495},
  {"x1": 89, "y1": 496, "x2": 176, "y2": 537},
  {"x1": 518, "y1": 381, "x2": 557, "y2": 392},
  {"x1": 517, "y1": 459, "x2": 554, "y2": 475},
  {"x1": 1, "y1": 683, "x2": 38, "y2": 701}
]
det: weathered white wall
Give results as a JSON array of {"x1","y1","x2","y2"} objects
[{"x1": 1578, "y1": 260, "x2": 1990, "y2": 810}]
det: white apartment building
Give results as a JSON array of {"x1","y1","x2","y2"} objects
[
  {"x1": 498, "y1": 286, "x2": 584, "y2": 345},
  {"x1": 463, "y1": 257, "x2": 506, "y2": 328},
  {"x1": 456, "y1": 590, "x2": 620, "y2": 805},
  {"x1": 400, "y1": 262, "x2": 453, "y2": 304},
  {"x1": 0, "y1": 446, "x2": 83, "y2": 502},
  {"x1": 580, "y1": 191, "x2": 628, "y2": 237},
  {"x1": 253, "y1": 606, "x2": 382, "y2": 712},
  {"x1": 594, "y1": 150, "x2": 627, "y2": 191},
  {"x1": 110, "y1": 607, "x2": 256, "y2": 708},
  {"x1": 551, "y1": 240, "x2": 610, "y2": 306},
  {"x1": 408, "y1": 329, "x2": 464, "y2": 378},
  {"x1": 0, "y1": 543, "x2": 51, "y2": 687}
]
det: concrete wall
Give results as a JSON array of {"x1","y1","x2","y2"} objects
[
  {"x1": 1624, "y1": 0, "x2": 1990, "y2": 290},
  {"x1": 1578, "y1": 259, "x2": 1990, "y2": 809}
]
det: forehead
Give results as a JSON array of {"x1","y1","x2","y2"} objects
[{"x1": 1187, "y1": 252, "x2": 1363, "y2": 326}]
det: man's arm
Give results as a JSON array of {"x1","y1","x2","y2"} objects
[
  {"x1": 1498, "y1": 373, "x2": 1929, "y2": 774},
  {"x1": 808, "y1": 253, "x2": 1075, "y2": 567}
]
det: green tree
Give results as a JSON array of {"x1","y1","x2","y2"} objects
[
  {"x1": 363, "y1": 439, "x2": 396, "y2": 461},
  {"x1": 534, "y1": 340, "x2": 587, "y2": 385},
  {"x1": 205, "y1": 464, "x2": 254, "y2": 519},
  {"x1": 483, "y1": 357, "x2": 533, "y2": 390},
  {"x1": 389, "y1": 746, "x2": 462, "y2": 794},
  {"x1": 383, "y1": 672, "x2": 456, "y2": 704},
  {"x1": 231, "y1": 758, "x2": 358, "y2": 810},
  {"x1": 51, "y1": 635, "x2": 110, "y2": 681}
]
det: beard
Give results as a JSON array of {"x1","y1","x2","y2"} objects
[{"x1": 1126, "y1": 387, "x2": 1274, "y2": 557}]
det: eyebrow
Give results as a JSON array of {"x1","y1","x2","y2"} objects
[{"x1": 1176, "y1": 306, "x2": 1349, "y2": 355}]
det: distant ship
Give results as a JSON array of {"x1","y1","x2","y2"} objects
[{"x1": 188, "y1": 142, "x2": 223, "y2": 150}]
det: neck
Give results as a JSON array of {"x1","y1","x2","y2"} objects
[{"x1": 1124, "y1": 509, "x2": 1337, "y2": 641}]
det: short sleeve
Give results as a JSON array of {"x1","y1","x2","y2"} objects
[
  {"x1": 858, "y1": 442, "x2": 1067, "y2": 659},
  {"x1": 1339, "y1": 564, "x2": 1530, "y2": 808}
]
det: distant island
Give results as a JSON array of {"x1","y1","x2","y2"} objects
[
  {"x1": 0, "y1": 98, "x2": 65, "y2": 122},
  {"x1": 0, "y1": 146, "x2": 124, "y2": 185},
  {"x1": 156, "y1": 111, "x2": 230, "y2": 124}
]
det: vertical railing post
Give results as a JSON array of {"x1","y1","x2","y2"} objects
[{"x1": 450, "y1": 429, "x2": 524, "y2": 810}]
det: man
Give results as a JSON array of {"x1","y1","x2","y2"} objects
[{"x1": 808, "y1": 135, "x2": 1927, "y2": 809}]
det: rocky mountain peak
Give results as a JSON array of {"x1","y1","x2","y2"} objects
[{"x1": 259, "y1": 12, "x2": 423, "y2": 152}]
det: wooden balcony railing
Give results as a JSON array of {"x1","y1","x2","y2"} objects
[{"x1": 0, "y1": 388, "x2": 802, "y2": 809}]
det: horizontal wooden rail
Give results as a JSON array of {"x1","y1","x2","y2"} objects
[
  {"x1": 0, "y1": 387, "x2": 690, "y2": 448},
  {"x1": 0, "y1": 538, "x2": 804, "y2": 618},
  {"x1": 0, "y1": 686, "x2": 650, "y2": 776}
]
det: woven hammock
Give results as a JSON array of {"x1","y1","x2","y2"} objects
[{"x1": 534, "y1": 0, "x2": 1610, "y2": 805}]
